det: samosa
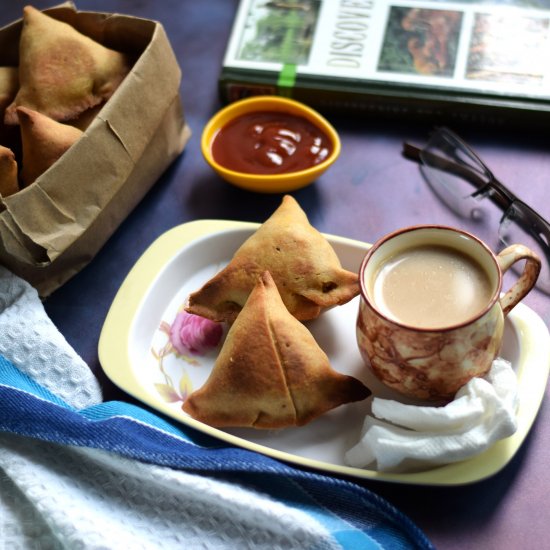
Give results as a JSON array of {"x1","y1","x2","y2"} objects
[
  {"x1": 186, "y1": 195, "x2": 359, "y2": 322},
  {"x1": 68, "y1": 104, "x2": 104, "y2": 131},
  {"x1": 0, "y1": 67, "x2": 18, "y2": 114},
  {"x1": 0, "y1": 145, "x2": 19, "y2": 197},
  {"x1": 182, "y1": 271, "x2": 370, "y2": 429},
  {"x1": 17, "y1": 106, "x2": 83, "y2": 186},
  {"x1": 0, "y1": 67, "x2": 19, "y2": 146},
  {"x1": 4, "y1": 6, "x2": 131, "y2": 124}
]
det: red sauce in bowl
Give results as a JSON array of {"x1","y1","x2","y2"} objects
[{"x1": 211, "y1": 111, "x2": 333, "y2": 175}]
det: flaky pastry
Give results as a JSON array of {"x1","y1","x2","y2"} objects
[
  {"x1": 186, "y1": 195, "x2": 359, "y2": 322},
  {"x1": 0, "y1": 67, "x2": 18, "y2": 114},
  {"x1": 0, "y1": 67, "x2": 19, "y2": 146},
  {"x1": 17, "y1": 106, "x2": 83, "y2": 186},
  {"x1": 182, "y1": 271, "x2": 369, "y2": 429},
  {"x1": 4, "y1": 6, "x2": 131, "y2": 124},
  {"x1": 0, "y1": 145, "x2": 19, "y2": 197}
]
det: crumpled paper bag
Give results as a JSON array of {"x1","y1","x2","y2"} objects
[{"x1": 0, "y1": 3, "x2": 191, "y2": 296}]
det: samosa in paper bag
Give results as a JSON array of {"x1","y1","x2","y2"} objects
[
  {"x1": 0, "y1": 145, "x2": 18, "y2": 197},
  {"x1": 17, "y1": 106, "x2": 83, "y2": 186},
  {"x1": 5, "y1": 6, "x2": 131, "y2": 124}
]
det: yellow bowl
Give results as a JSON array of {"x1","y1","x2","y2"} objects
[{"x1": 201, "y1": 96, "x2": 341, "y2": 193}]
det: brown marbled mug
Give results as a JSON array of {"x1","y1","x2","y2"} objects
[{"x1": 356, "y1": 225, "x2": 541, "y2": 402}]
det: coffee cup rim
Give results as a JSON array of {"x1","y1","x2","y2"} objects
[{"x1": 358, "y1": 224, "x2": 503, "y2": 332}]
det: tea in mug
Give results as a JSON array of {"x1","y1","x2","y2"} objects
[{"x1": 371, "y1": 244, "x2": 494, "y2": 328}]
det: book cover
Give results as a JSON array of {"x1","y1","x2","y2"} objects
[{"x1": 219, "y1": 0, "x2": 550, "y2": 125}]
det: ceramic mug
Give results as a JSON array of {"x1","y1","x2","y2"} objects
[{"x1": 356, "y1": 225, "x2": 541, "y2": 402}]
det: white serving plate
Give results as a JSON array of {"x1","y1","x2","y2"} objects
[{"x1": 98, "y1": 220, "x2": 550, "y2": 486}]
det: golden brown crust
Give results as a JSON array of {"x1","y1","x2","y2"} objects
[
  {"x1": 0, "y1": 67, "x2": 20, "y2": 150},
  {"x1": 186, "y1": 195, "x2": 360, "y2": 322},
  {"x1": 4, "y1": 6, "x2": 131, "y2": 125},
  {"x1": 17, "y1": 106, "x2": 83, "y2": 186},
  {"x1": 182, "y1": 271, "x2": 370, "y2": 429},
  {"x1": 0, "y1": 145, "x2": 19, "y2": 197},
  {"x1": 0, "y1": 67, "x2": 18, "y2": 114}
]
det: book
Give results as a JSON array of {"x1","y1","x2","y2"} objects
[{"x1": 219, "y1": 0, "x2": 550, "y2": 126}]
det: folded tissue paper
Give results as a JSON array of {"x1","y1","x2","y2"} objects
[{"x1": 345, "y1": 358, "x2": 519, "y2": 472}]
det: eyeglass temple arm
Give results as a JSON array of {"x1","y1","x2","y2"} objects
[
  {"x1": 515, "y1": 202, "x2": 550, "y2": 256},
  {"x1": 404, "y1": 142, "x2": 550, "y2": 252},
  {"x1": 402, "y1": 142, "x2": 512, "y2": 212}
]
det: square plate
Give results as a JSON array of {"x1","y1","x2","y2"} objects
[{"x1": 98, "y1": 220, "x2": 550, "y2": 485}]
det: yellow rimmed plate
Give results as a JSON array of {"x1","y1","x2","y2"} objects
[{"x1": 98, "y1": 220, "x2": 550, "y2": 486}]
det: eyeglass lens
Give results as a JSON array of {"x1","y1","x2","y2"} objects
[
  {"x1": 420, "y1": 133, "x2": 492, "y2": 215},
  {"x1": 418, "y1": 130, "x2": 550, "y2": 294},
  {"x1": 420, "y1": 132, "x2": 496, "y2": 222}
]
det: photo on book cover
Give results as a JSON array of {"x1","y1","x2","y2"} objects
[
  {"x1": 378, "y1": 7, "x2": 463, "y2": 77},
  {"x1": 377, "y1": 3, "x2": 550, "y2": 87},
  {"x1": 234, "y1": 0, "x2": 321, "y2": 65},
  {"x1": 466, "y1": 12, "x2": 549, "y2": 84}
]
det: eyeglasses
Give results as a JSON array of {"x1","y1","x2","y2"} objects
[{"x1": 403, "y1": 127, "x2": 550, "y2": 294}]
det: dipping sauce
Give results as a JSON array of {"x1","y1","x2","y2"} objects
[{"x1": 211, "y1": 111, "x2": 333, "y2": 175}]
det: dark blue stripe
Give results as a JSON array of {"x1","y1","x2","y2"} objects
[{"x1": 0, "y1": 355, "x2": 434, "y2": 550}]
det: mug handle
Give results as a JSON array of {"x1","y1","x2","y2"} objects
[{"x1": 497, "y1": 244, "x2": 541, "y2": 316}]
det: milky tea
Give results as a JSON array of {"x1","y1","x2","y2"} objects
[
  {"x1": 370, "y1": 244, "x2": 495, "y2": 329},
  {"x1": 357, "y1": 225, "x2": 541, "y2": 400}
]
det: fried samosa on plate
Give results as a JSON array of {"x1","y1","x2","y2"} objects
[
  {"x1": 4, "y1": 6, "x2": 131, "y2": 125},
  {"x1": 17, "y1": 106, "x2": 83, "y2": 186},
  {"x1": 182, "y1": 271, "x2": 370, "y2": 429},
  {"x1": 0, "y1": 145, "x2": 19, "y2": 197},
  {"x1": 186, "y1": 195, "x2": 360, "y2": 322}
]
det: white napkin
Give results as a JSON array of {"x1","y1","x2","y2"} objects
[{"x1": 345, "y1": 358, "x2": 519, "y2": 472}]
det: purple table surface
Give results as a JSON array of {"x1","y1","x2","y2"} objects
[{"x1": 3, "y1": 1, "x2": 550, "y2": 548}]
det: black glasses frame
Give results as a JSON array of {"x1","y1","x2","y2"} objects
[{"x1": 402, "y1": 127, "x2": 550, "y2": 255}]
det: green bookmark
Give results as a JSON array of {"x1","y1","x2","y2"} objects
[{"x1": 278, "y1": 63, "x2": 296, "y2": 97}]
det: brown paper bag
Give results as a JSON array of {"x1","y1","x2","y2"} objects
[{"x1": 0, "y1": 4, "x2": 191, "y2": 296}]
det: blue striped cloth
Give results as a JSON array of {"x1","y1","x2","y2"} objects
[{"x1": 0, "y1": 354, "x2": 434, "y2": 549}]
